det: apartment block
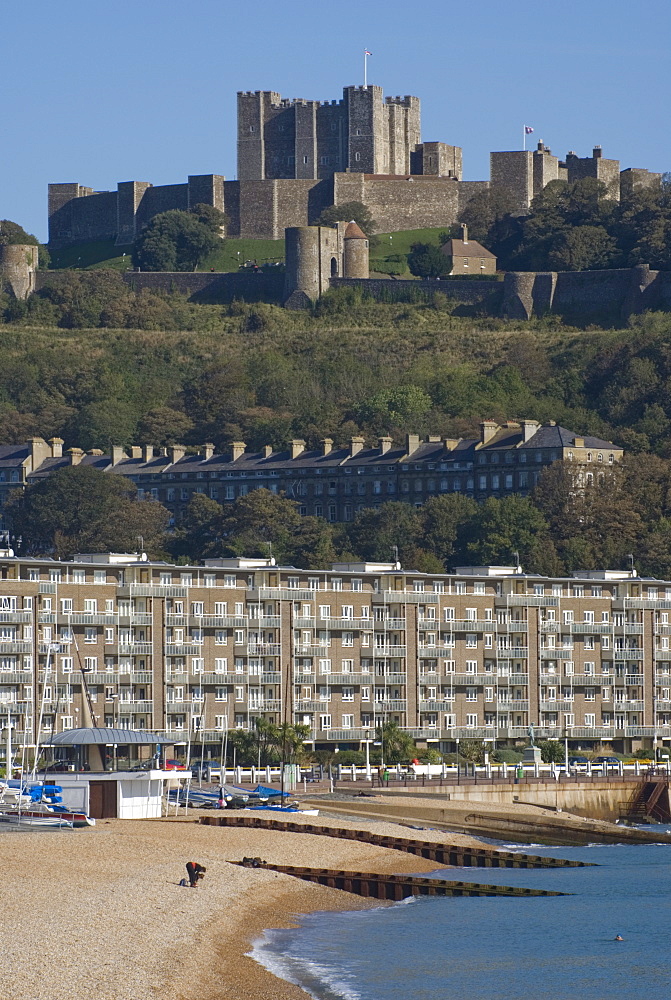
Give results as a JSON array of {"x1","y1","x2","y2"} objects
[{"x1": 0, "y1": 552, "x2": 668, "y2": 758}]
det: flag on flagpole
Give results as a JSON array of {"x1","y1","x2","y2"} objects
[
  {"x1": 364, "y1": 49, "x2": 372, "y2": 56},
  {"x1": 524, "y1": 125, "x2": 534, "y2": 134}
]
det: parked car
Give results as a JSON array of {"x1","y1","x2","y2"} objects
[
  {"x1": 592, "y1": 756, "x2": 621, "y2": 769},
  {"x1": 568, "y1": 756, "x2": 589, "y2": 769},
  {"x1": 164, "y1": 759, "x2": 188, "y2": 771},
  {"x1": 188, "y1": 760, "x2": 215, "y2": 779}
]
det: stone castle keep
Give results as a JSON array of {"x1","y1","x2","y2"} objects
[{"x1": 47, "y1": 84, "x2": 662, "y2": 248}]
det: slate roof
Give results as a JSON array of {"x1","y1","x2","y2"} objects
[{"x1": 442, "y1": 238, "x2": 496, "y2": 260}]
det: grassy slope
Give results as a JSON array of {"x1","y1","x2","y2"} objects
[{"x1": 47, "y1": 227, "x2": 448, "y2": 275}]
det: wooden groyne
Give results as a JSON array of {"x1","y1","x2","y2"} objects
[
  {"x1": 231, "y1": 861, "x2": 569, "y2": 900},
  {"x1": 201, "y1": 814, "x2": 592, "y2": 868}
]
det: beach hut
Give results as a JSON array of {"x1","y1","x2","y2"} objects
[{"x1": 39, "y1": 727, "x2": 180, "y2": 819}]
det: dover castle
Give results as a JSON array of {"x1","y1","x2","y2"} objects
[{"x1": 47, "y1": 84, "x2": 662, "y2": 248}]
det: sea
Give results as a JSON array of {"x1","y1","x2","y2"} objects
[{"x1": 250, "y1": 827, "x2": 671, "y2": 1000}]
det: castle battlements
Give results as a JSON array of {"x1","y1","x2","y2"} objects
[{"x1": 48, "y1": 83, "x2": 664, "y2": 248}]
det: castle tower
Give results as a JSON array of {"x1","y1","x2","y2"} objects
[
  {"x1": 345, "y1": 85, "x2": 388, "y2": 174},
  {"x1": 0, "y1": 244, "x2": 39, "y2": 299},
  {"x1": 343, "y1": 221, "x2": 369, "y2": 278},
  {"x1": 283, "y1": 226, "x2": 341, "y2": 308}
]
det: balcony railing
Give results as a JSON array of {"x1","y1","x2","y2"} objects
[
  {"x1": 118, "y1": 643, "x2": 153, "y2": 656},
  {"x1": 0, "y1": 641, "x2": 32, "y2": 654}
]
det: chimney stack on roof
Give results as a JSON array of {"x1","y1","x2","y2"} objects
[
  {"x1": 202, "y1": 443, "x2": 215, "y2": 460},
  {"x1": 143, "y1": 444, "x2": 154, "y2": 463},
  {"x1": 480, "y1": 420, "x2": 499, "y2": 445},
  {"x1": 231, "y1": 441, "x2": 246, "y2": 462},
  {"x1": 49, "y1": 437, "x2": 64, "y2": 458},
  {"x1": 461, "y1": 223, "x2": 468, "y2": 244},
  {"x1": 521, "y1": 419, "x2": 540, "y2": 443},
  {"x1": 88, "y1": 449, "x2": 104, "y2": 457},
  {"x1": 322, "y1": 438, "x2": 333, "y2": 456},
  {"x1": 68, "y1": 447, "x2": 85, "y2": 466},
  {"x1": 169, "y1": 445, "x2": 185, "y2": 464},
  {"x1": 444, "y1": 437, "x2": 461, "y2": 451},
  {"x1": 291, "y1": 439, "x2": 306, "y2": 459},
  {"x1": 131, "y1": 446, "x2": 142, "y2": 459},
  {"x1": 405, "y1": 433, "x2": 420, "y2": 456},
  {"x1": 574, "y1": 436, "x2": 585, "y2": 448},
  {"x1": 350, "y1": 436, "x2": 365, "y2": 457},
  {"x1": 111, "y1": 445, "x2": 126, "y2": 465},
  {"x1": 378, "y1": 436, "x2": 392, "y2": 455},
  {"x1": 27, "y1": 437, "x2": 50, "y2": 469},
  {"x1": 593, "y1": 145, "x2": 602, "y2": 159},
  {"x1": 263, "y1": 445, "x2": 273, "y2": 458}
]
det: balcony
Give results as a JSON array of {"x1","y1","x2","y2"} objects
[
  {"x1": 123, "y1": 584, "x2": 188, "y2": 598},
  {"x1": 130, "y1": 614, "x2": 153, "y2": 626},
  {"x1": 373, "y1": 591, "x2": 439, "y2": 605},
  {"x1": 250, "y1": 699, "x2": 282, "y2": 712},
  {"x1": 623, "y1": 623, "x2": 644, "y2": 634},
  {"x1": 570, "y1": 623, "x2": 613, "y2": 635},
  {"x1": 540, "y1": 700, "x2": 575, "y2": 712},
  {"x1": 539, "y1": 648, "x2": 574, "y2": 660},
  {"x1": 539, "y1": 622, "x2": 560, "y2": 633},
  {"x1": 116, "y1": 670, "x2": 153, "y2": 684},
  {"x1": 0, "y1": 612, "x2": 32, "y2": 624},
  {"x1": 164, "y1": 644, "x2": 200, "y2": 657},
  {"x1": 624, "y1": 673, "x2": 644, "y2": 685},
  {"x1": 373, "y1": 699, "x2": 407, "y2": 711},
  {"x1": 166, "y1": 701, "x2": 197, "y2": 713},
  {"x1": 316, "y1": 617, "x2": 373, "y2": 630},
  {"x1": 498, "y1": 672, "x2": 530, "y2": 684},
  {"x1": 0, "y1": 702, "x2": 29, "y2": 715},
  {"x1": 295, "y1": 699, "x2": 332, "y2": 712},
  {"x1": 419, "y1": 700, "x2": 455, "y2": 711},
  {"x1": 452, "y1": 673, "x2": 489, "y2": 684},
  {"x1": 571, "y1": 674, "x2": 612, "y2": 685},
  {"x1": 614, "y1": 700, "x2": 645, "y2": 711},
  {"x1": 316, "y1": 672, "x2": 374, "y2": 686},
  {"x1": 373, "y1": 618, "x2": 406, "y2": 630},
  {"x1": 0, "y1": 641, "x2": 32, "y2": 654},
  {"x1": 502, "y1": 595, "x2": 559, "y2": 607},
  {"x1": 417, "y1": 645, "x2": 456, "y2": 658},
  {"x1": 0, "y1": 670, "x2": 32, "y2": 684},
  {"x1": 497, "y1": 646, "x2": 529, "y2": 658},
  {"x1": 257, "y1": 587, "x2": 315, "y2": 601},
  {"x1": 372, "y1": 645, "x2": 407, "y2": 658},
  {"x1": 117, "y1": 700, "x2": 153, "y2": 714},
  {"x1": 614, "y1": 649, "x2": 644, "y2": 660},
  {"x1": 324, "y1": 728, "x2": 376, "y2": 741},
  {"x1": 247, "y1": 643, "x2": 281, "y2": 656},
  {"x1": 501, "y1": 620, "x2": 530, "y2": 632},
  {"x1": 66, "y1": 613, "x2": 118, "y2": 626},
  {"x1": 294, "y1": 643, "x2": 331, "y2": 656},
  {"x1": 200, "y1": 615, "x2": 247, "y2": 628},
  {"x1": 448, "y1": 619, "x2": 496, "y2": 632},
  {"x1": 118, "y1": 643, "x2": 153, "y2": 656}
]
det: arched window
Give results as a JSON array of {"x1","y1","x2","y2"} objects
[{"x1": 330, "y1": 257, "x2": 338, "y2": 277}]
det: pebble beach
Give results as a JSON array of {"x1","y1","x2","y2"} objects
[{"x1": 0, "y1": 810, "x2": 485, "y2": 1000}]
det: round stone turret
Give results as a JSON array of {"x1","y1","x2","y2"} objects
[
  {"x1": 343, "y1": 221, "x2": 369, "y2": 278},
  {"x1": 0, "y1": 244, "x2": 39, "y2": 299}
]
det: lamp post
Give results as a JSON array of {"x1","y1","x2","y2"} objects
[
  {"x1": 111, "y1": 694, "x2": 119, "y2": 770},
  {"x1": 363, "y1": 738, "x2": 373, "y2": 779},
  {"x1": 219, "y1": 716, "x2": 229, "y2": 786},
  {"x1": 455, "y1": 737, "x2": 460, "y2": 784}
]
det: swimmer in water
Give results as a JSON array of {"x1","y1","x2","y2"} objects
[{"x1": 614, "y1": 935, "x2": 624, "y2": 941}]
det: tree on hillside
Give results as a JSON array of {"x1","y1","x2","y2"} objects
[
  {"x1": 345, "y1": 502, "x2": 423, "y2": 566},
  {"x1": 407, "y1": 242, "x2": 448, "y2": 279},
  {"x1": 358, "y1": 385, "x2": 433, "y2": 432},
  {"x1": 189, "y1": 203, "x2": 228, "y2": 235},
  {"x1": 315, "y1": 201, "x2": 377, "y2": 235},
  {"x1": 133, "y1": 210, "x2": 220, "y2": 271},
  {"x1": 465, "y1": 495, "x2": 556, "y2": 571},
  {"x1": 5, "y1": 465, "x2": 169, "y2": 558},
  {"x1": 420, "y1": 494, "x2": 478, "y2": 569},
  {"x1": 0, "y1": 219, "x2": 50, "y2": 268}
]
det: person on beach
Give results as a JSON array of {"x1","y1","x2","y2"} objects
[{"x1": 186, "y1": 861, "x2": 206, "y2": 887}]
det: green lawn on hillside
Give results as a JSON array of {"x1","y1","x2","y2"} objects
[
  {"x1": 47, "y1": 226, "x2": 446, "y2": 275},
  {"x1": 49, "y1": 240, "x2": 133, "y2": 271}
]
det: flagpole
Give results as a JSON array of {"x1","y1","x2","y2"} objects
[
  {"x1": 523, "y1": 125, "x2": 526, "y2": 152},
  {"x1": 364, "y1": 49, "x2": 368, "y2": 88}
]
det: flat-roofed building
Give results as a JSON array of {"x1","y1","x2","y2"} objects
[{"x1": 0, "y1": 552, "x2": 666, "y2": 758}]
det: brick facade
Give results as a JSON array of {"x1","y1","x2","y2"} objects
[{"x1": 0, "y1": 553, "x2": 667, "y2": 756}]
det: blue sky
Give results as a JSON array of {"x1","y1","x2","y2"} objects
[{"x1": 3, "y1": 0, "x2": 670, "y2": 242}]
